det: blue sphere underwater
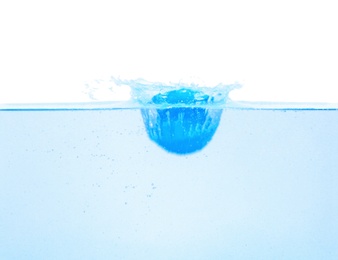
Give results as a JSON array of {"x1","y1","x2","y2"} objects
[{"x1": 141, "y1": 89, "x2": 222, "y2": 154}]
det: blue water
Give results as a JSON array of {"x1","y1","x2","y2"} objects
[
  {"x1": 1, "y1": 81, "x2": 338, "y2": 259},
  {"x1": 1, "y1": 107, "x2": 338, "y2": 259}
]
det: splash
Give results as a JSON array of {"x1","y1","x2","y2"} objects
[
  {"x1": 84, "y1": 78, "x2": 131, "y2": 102},
  {"x1": 84, "y1": 76, "x2": 241, "y2": 109},
  {"x1": 87, "y1": 77, "x2": 241, "y2": 154},
  {"x1": 112, "y1": 77, "x2": 241, "y2": 108}
]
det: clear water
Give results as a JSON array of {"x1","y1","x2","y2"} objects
[{"x1": 1, "y1": 108, "x2": 338, "y2": 259}]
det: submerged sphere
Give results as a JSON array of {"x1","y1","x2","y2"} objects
[{"x1": 142, "y1": 89, "x2": 222, "y2": 154}]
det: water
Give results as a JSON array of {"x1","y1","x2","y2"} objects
[
  {"x1": 1, "y1": 107, "x2": 338, "y2": 259},
  {"x1": 1, "y1": 79, "x2": 338, "y2": 259}
]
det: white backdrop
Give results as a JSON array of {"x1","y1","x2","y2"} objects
[{"x1": 1, "y1": 0, "x2": 337, "y2": 103}]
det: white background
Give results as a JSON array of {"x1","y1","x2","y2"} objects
[{"x1": 0, "y1": 0, "x2": 337, "y2": 103}]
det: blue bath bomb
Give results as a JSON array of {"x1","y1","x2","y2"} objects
[{"x1": 141, "y1": 89, "x2": 222, "y2": 154}]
